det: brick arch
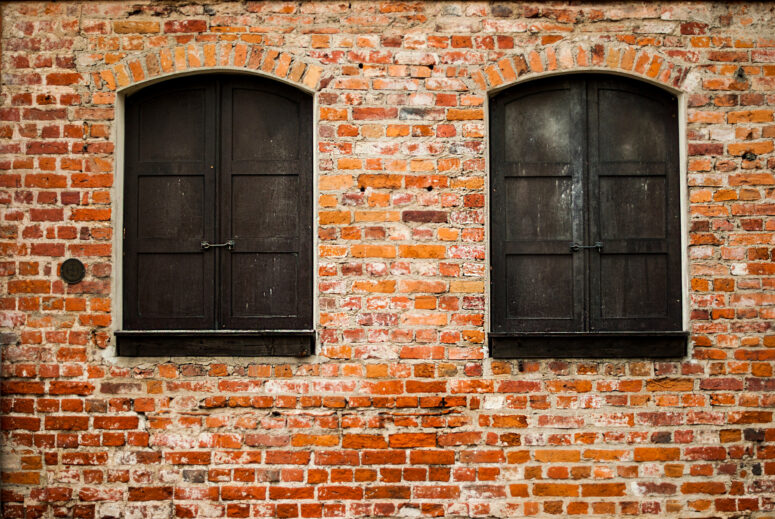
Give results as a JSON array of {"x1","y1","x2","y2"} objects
[
  {"x1": 470, "y1": 41, "x2": 692, "y2": 94},
  {"x1": 92, "y1": 41, "x2": 325, "y2": 93}
]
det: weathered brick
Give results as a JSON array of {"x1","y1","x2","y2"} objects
[
  {"x1": 113, "y1": 21, "x2": 161, "y2": 34},
  {"x1": 533, "y1": 483, "x2": 578, "y2": 497}
]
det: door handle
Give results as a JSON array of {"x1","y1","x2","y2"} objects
[
  {"x1": 201, "y1": 240, "x2": 235, "y2": 250},
  {"x1": 570, "y1": 242, "x2": 603, "y2": 252}
]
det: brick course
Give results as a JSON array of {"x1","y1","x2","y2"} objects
[{"x1": 1, "y1": 1, "x2": 775, "y2": 517}]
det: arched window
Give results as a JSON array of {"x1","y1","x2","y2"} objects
[
  {"x1": 117, "y1": 74, "x2": 313, "y2": 356},
  {"x1": 489, "y1": 74, "x2": 686, "y2": 358}
]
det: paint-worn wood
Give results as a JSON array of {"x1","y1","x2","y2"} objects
[
  {"x1": 219, "y1": 76, "x2": 313, "y2": 331},
  {"x1": 124, "y1": 76, "x2": 217, "y2": 331},
  {"x1": 123, "y1": 75, "x2": 313, "y2": 353},
  {"x1": 491, "y1": 76, "x2": 585, "y2": 334},
  {"x1": 490, "y1": 74, "x2": 683, "y2": 357},
  {"x1": 489, "y1": 332, "x2": 688, "y2": 358},
  {"x1": 116, "y1": 330, "x2": 314, "y2": 357},
  {"x1": 587, "y1": 76, "x2": 682, "y2": 333}
]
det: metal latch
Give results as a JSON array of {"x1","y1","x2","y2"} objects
[
  {"x1": 201, "y1": 240, "x2": 235, "y2": 250},
  {"x1": 570, "y1": 242, "x2": 603, "y2": 252}
]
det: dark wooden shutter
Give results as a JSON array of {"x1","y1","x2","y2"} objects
[
  {"x1": 219, "y1": 76, "x2": 313, "y2": 330},
  {"x1": 587, "y1": 76, "x2": 682, "y2": 332},
  {"x1": 490, "y1": 74, "x2": 684, "y2": 356},
  {"x1": 490, "y1": 77, "x2": 585, "y2": 333},
  {"x1": 124, "y1": 77, "x2": 217, "y2": 330},
  {"x1": 124, "y1": 74, "x2": 312, "y2": 336}
]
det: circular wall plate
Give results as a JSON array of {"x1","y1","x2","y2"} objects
[{"x1": 61, "y1": 258, "x2": 85, "y2": 284}]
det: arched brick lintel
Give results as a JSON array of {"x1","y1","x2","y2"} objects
[
  {"x1": 93, "y1": 42, "x2": 324, "y2": 94},
  {"x1": 472, "y1": 42, "x2": 693, "y2": 95}
]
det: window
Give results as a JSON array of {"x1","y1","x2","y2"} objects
[
  {"x1": 117, "y1": 74, "x2": 313, "y2": 356},
  {"x1": 489, "y1": 74, "x2": 686, "y2": 358}
]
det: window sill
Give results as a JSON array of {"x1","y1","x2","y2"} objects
[
  {"x1": 115, "y1": 330, "x2": 315, "y2": 357},
  {"x1": 489, "y1": 331, "x2": 688, "y2": 359}
]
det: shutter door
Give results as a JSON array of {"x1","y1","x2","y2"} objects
[
  {"x1": 491, "y1": 77, "x2": 585, "y2": 333},
  {"x1": 587, "y1": 77, "x2": 682, "y2": 331},
  {"x1": 124, "y1": 78, "x2": 217, "y2": 330},
  {"x1": 219, "y1": 77, "x2": 313, "y2": 330}
]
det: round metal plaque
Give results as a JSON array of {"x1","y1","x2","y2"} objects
[{"x1": 61, "y1": 258, "x2": 85, "y2": 284}]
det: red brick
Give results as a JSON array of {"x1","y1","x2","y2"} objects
[
  {"x1": 353, "y1": 107, "x2": 397, "y2": 120},
  {"x1": 342, "y1": 434, "x2": 388, "y2": 449},
  {"x1": 164, "y1": 452, "x2": 211, "y2": 465},
  {"x1": 318, "y1": 486, "x2": 363, "y2": 500},
  {"x1": 389, "y1": 433, "x2": 436, "y2": 448},
  {"x1": 2, "y1": 381, "x2": 45, "y2": 394},
  {"x1": 681, "y1": 482, "x2": 727, "y2": 495},
  {"x1": 581, "y1": 483, "x2": 626, "y2": 497},
  {"x1": 93, "y1": 416, "x2": 138, "y2": 430},
  {"x1": 409, "y1": 450, "x2": 455, "y2": 465},
  {"x1": 128, "y1": 487, "x2": 173, "y2": 501},
  {"x1": 634, "y1": 447, "x2": 681, "y2": 461},
  {"x1": 62, "y1": 453, "x2": 108, "y2": 466},
  {"x1": 48, "y1": 382, "x2": 94, "y2": 396},
  {"x1": 364, "y1": 486, "x2": 410, "y2": 499},
  {"x1": 220, "y1": 486, "x2": 265, "y2": 500},
  {"x1": 164, "y1": 20, "x2": 207, "y2": 33},
  {"x1": 113, "y1": 21, "x2": 160, "y2": 34},
  {"x1": 1, "y1": 417, "x2": 41, "y2": 431},
  {"x1": 533, "y1": 483, "x2": 578, "y2": 497},
  {"x1": 44, "y1": 416, "x2": 89, "y2": 431}
]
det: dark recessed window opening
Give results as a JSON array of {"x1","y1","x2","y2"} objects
[
  {"x1": 117, "y1": 74, "x2": 313, "y2": 356},
  {"x1": 489, "y1": 74, "x2": 686, "y2": 358}
]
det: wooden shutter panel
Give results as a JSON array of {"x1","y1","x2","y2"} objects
[
  {"x1": 587, "y1": 77, "x2": 682, "y2": 332},
  {"x1": 219, "y1": 76, "x2": 313, "y2": 330},
  {"x1": 124, "y1": 77, "x2": 217, "y2": 330},
  {"x1": 491, "y1": 77, "x2": 585, "y2": 333}
]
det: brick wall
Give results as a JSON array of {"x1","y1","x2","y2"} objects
[{"x1": 1, "y1": 1, "x2": 774, "y2": 517}]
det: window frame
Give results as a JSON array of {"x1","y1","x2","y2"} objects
[
  {"x1": 114, "y1": 73, "x2": 315, "y2": 357},
  {"x1": 488, "y1": 73, "x2": 689, "y2": 359}
]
